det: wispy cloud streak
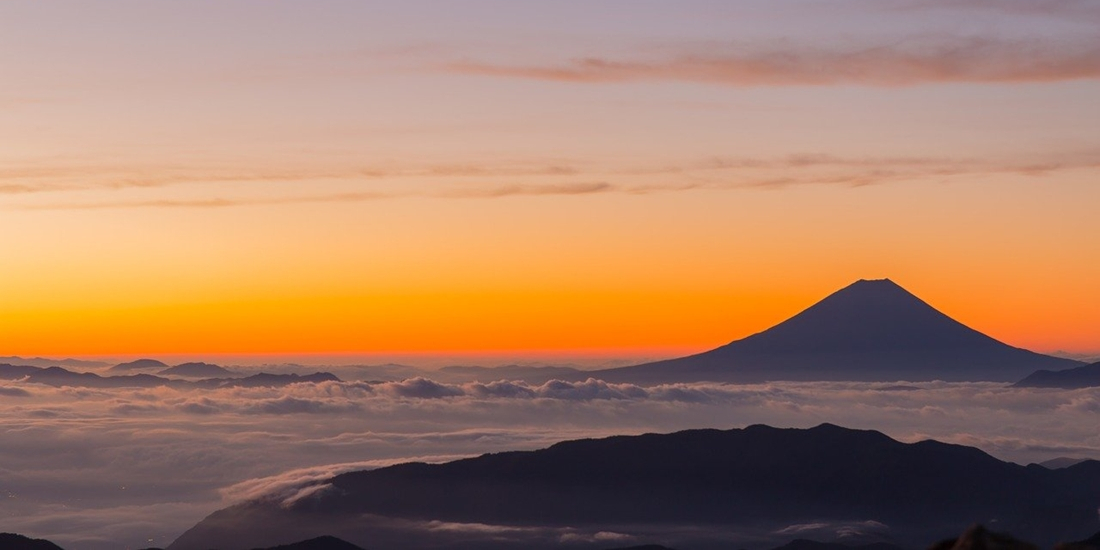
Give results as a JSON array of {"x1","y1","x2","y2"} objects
[
  {"x1": 437, "y1": 182, "x2": 614, "y2": 198},
  {"x1": 5, "y1": 151, "x2": 1098, "y2": 210},
  {"x1": 15, "y1": 183, "x2": 617, "y2": 210},
  {"x1": 886, "y1": 0, "x2": 1100, "y2": 23},
  {"x1": 449, "y1": 36, "x2": 1100, "y2": 87},
  {"x1": 0, "y1": 163, "x2": 584, "y2": 196}
]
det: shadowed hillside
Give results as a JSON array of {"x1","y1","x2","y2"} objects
[
  {"x1": 168, "y1": 424, "x2": 1100, "y2": 550},
  {"x1": 1016, "y1": 361, "x2": 1100, "y2": 389},
  {"x1": 0, "y1": 533, "x2": 65, "y2": 550}
]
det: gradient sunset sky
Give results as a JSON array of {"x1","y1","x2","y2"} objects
[{"x1": 2, "y1": 1, "x2": 1098, "y2": 359}]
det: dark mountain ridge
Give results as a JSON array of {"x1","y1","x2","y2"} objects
[
  {"x1": 168, "y1": 424, "x2": 1100, "y2": 550},
  {"x1": 0, "y1": 533, "x2": 65, "y2": 550},
  {"x1": 251, "y1": 536, "x2": 366, "y2": 550},
  {"x1": 201, "y1": 371, "x2": 339, "y2": 388},
  {"x1": 587, "y1": 279, "x2": 1079, "y2": 383},
  {"x1": 157, "y1": 362, "x2": 237, "y2": 378},
  {"x1": 0, "y1": 356, "x2": 108, "y2": 369},
  {"x1": 0, "y1": 363, "x2": 45, "y2": 378},
  {"x1": 1080, "y1": 531, "x2": 1100, "y2": 548},
  {"x1": 0, "y1": 533, "x2": 366, "y2": 550},
  {"x1": 107, "y1": 358, "x2": 170, "y2": 373},
  {"x1": 1039, "y1": 457, "x2": 1090, "y2": 470},
  {"x1": 11, "y1": 528, "x2": 1099, "y2": 550},
  {"x1": 1015, "y1": 361, "x2": 1100, "y2": 389},
  {"x1": 0, "y1": 364, "x2": 339, "y2": 389},
  {"x1": 0, "y1": 365, "x2": 169, "y2": 388},
  {"x1": 770, "y1": 541, "x2": 902, "y2": 550}
]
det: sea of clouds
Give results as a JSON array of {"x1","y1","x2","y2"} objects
[{"x1": 1, "y1": 374, "x2": 1099, "y2": 550}]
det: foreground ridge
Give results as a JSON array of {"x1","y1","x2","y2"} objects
[
  {"x1": 167, "y1": 424, "x2": 1100, "y2": 550},
  {"x1": 10, "y1": 524, "x2": 1100, "y2": 550}
]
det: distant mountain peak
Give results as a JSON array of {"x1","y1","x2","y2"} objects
[
  {"x1": 838, "y1": 278, "x2": 924, "y2": 303},
  {"x1": 809, "y1": 278, "x2": 929, "y2": 308},
  {"x1": 588, "y1": 278, "x2": 1080, "y2": 383},
  {"x1": 1015, "y1": 360, "x2": 1100, "y2": 389},
  {"x1": 733, "y1": 278, "x2": 985, "y2": 353},
  {"x1": 855, "y1": 277, "x2": 898, "y2": 285},
  {"x1": 108, "y1": 358, "x2": 170, "y2": 373},
  {"x1": 257, "y1": 535, "x2": 367, "y2": 550},
  {"x1": 159, "y1": 362, "x2": 235, "y2": 378},
  {"x1": 0, "y1": 533, "x2": 65, "y2": 550}
]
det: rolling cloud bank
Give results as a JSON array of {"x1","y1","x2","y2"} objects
[{"x1": 2, "y1": 369, "x2": 1099, "y2": 549}]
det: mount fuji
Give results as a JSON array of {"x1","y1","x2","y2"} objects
[{"x1": 588, "y1": 279, "x2": 1079, "y2": 383}]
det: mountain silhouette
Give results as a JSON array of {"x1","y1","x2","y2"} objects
[
  {"x1": 167, "y1": 424, "x2": 1100, "y2": 550},
  {"x1": 602, "y1": 546, "x2": 679, "y2": 550},
  {"x1": 587, "y1": 279, "x2": 1079, "y2": 383},
  {"x1": 929, "y1": 525, "x2": 1038, "y2": 550},
  {"x1": 0, "y1": 356, "x2": 108, "y2": 369},
  {"x1": 197, "y1": 372, "x2": 339, "y2": 388},
  {"x1": 0, "y1": 363, "x2": 45, "y2": 379},
  {"x1": 1015, "y1": 361, "x2": 1100, "y2": 389},
  {"x1": 0, "y1": 364, "x2": 340, "y2": 390},
  {"x1": 0, "y1": 533, "x2": 64, "y2": 550},
  {"x1": 252, "y1": 536, "x2": 366, "y2": 550},
  {"x1": 0, "y1": 533, "x2": 367, "y2": 550},
  {"x1": 1078, "y1": 531, "x2": 1100, "y2": 548},
  {"x1": 0, "y1": 365, "x2": 171, "y2": 388},
  {"x1": 158, "y1": 362, "x2": 236, "y2": 378},
  {"x1": 107, "y1": 358, "x2": 170, "y2": 373},
  {"x1": 1039, "y1": 458, "x2": 1090, "y2": 470},
  {"x1": 770, "y1": 541, "x2": 902, "y2": 550}
]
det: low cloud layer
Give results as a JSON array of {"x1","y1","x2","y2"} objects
[
  {"x1": 218, "y1": 455, "x2": 470, "y2": 506},
  {"x1": 776, "y1": 520, "x2": 890, "y2": 539},
  {"x1": 1, "y1": 374, "x2": 1099, "y2": 550}
]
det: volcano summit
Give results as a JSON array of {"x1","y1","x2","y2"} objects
[{"x1": 589, "y1": 279, "x2": 1078, "y2": 383}]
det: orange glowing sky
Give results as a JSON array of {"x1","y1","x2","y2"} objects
[{"x1": 2, "y1": 1, "x2": 1098, "y2": 360}]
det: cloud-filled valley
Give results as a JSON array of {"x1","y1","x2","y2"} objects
[{"x1": 2, "y1": 370, "x2": 1100, "y2": 549}]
